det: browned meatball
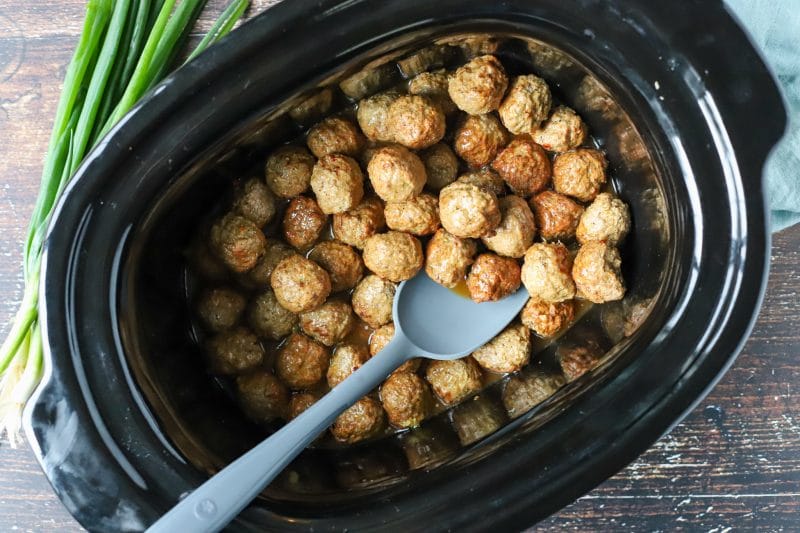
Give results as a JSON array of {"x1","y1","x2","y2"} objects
[
  {"x1": 196, "y1": 287, "x2": 246, "y2": 332},
  {"x1": 457, "y1": 168, "x2": 506, "y2": 197},
  {"x1": 270, "y1": 255, "x2": 331, "y2": 313},
  {"x1": 282, "y1": 196, "x2": 328, "y2": 250},
  {"x1": 209, "y1": 214, "x2": 267, "y2": 273},
  {"x1": 265, "y1": 145, "x2": 316, "y2": 198},
  {"x1": 572, "y1": 241, "x2": 625, "y2": 303},
  {"x1": 247, "y1": 288, "x2": 298, "y2": 340},
  {"x1": 306, "y1": 116, "x2": 365, "y2": 158},
  {"x1": 206, "y1": 326, "x2": 264, "y2": 375},
  {"x1": 498, "y1": 74, "x2": 552, "y2": 134},
  {"x1": 363, "y1": 231, "x2": 424, "y2": 282},
  {"x1": 425, "y1": 357, "x2": 483, "y2": 405},
  {"x1": 232, "y1": 178, "x2": 277, "y2": 228},
  {"x1": 552, "y1": 148, "x2": 608, "y2": 202},
  {"x1": 439, "y1": 182, "x2": 501, "y2": 238},
  {"x1": 576, "y1": 192, "x2": 631, "y2": 245},
  {"x1": 408, "y1": 69, "x2": 457, "y2": 115},
  {"x1": 425, "y1": 228, "x2": 478, "y2": 288},
  {"x1": 448, "y1": 55, "x2": 508, "y2": 115},
  {"x1": 380, "y1": 372, "x2": 430, "y2": 428},
  {"x1": 530, "y1": 190, "x2": 584, "y2": 241},
  {"x1": 310, "y1": 154, "x2": 364, "y2": 214},
  {"x1": 327, "y1": 343, "x2": 370, "y2": 388},
  {"x1": 245, "y1": 240, "x2": 297, "y2": 287},
  {"x1": 299, "y1": 300, "x2": 355, "y2": 346},
  {"x1": 454, "y1": 114, "x2": 510, "y2": 168},
  {"x1": 491, "y1": 135, "x2": 551, "y2": 197},
  {"x1": 502, "y1": 370, "x2": 565, "y2": 418},
  {"x1": 466, "y1": 253, "x2": 522, "y2": 303},
  {"x1": 287, "y1": 392, "x2": 318, "y2": 420},
  {"x1": 557, "y1": 340, "x2": 604, "y2": 382},
  {"x1": 357, "y1": 91, "x2": 400, "y2": 142},
  {"x1": 481, "y1": 195, "x2": 536, "y2": 258},
  {"x1": 236, "y1": 371, "x2": 288, "y2": 422},
  {"x1": 308, "y1": 240, "x2": 364, "y2": 292},
  {"x1": 368, "y1": 323, "x2": 421, "y2": 374},
  {"x1": 386, "y1": 95, "x2": 446, "y2": 149},
  {"x1": 384, "y1": 193, "x2": 440, "y2": 236},
  {"x1": 421, "y1": 143, "x2": 459, "y2": 191},
  {"x1": 332, "y1": 196, "x2": 386, "y2": 249},
  {"x1": 367, "y1": 144, "x2": 427, "y2": 203},
  {"x1": 521, "y1": 243, "x2": 576, "y2": 302},
  {"x1": 521, "y1": 298, "x2": 575, "y2": 337},
  {"x1": 352, "y1": 274, "x2": 395, "y2": 328},
  {"x1": 472, "y1": 323, "x2": 531, "y2": 373},
  {"x1": 276, "y1": 332, "x2": 330, "y2": 389},
  {"x1": 330, "y1": 397, "x2": 385, "y2": 443},
  {"x1": 532, "y1": 106, "x2": 587, "y2": 153}
]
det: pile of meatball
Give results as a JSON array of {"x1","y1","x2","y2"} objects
[{"x1": 190, "y1": 52, "x2": 631, "y2": 445}]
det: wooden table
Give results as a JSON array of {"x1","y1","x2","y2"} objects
[{"x1": 1, "y1": 1, "x2": 798, "y2": 531}]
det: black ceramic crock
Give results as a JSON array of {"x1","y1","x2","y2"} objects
[{"x1": 28, "y1": 1, "x2": 786, "y2": 531}]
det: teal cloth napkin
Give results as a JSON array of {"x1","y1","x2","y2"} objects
[{"x1": 725, "y1": 0, "x2": 800, "y2": 231}]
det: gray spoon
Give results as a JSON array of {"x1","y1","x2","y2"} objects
[{"x1": 148, "y1": 271, "x2": 528, "y2": 533}]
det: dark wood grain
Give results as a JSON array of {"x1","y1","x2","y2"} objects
[{"x1": 1, "y1": 1, "x2": 798, "y2": 531}]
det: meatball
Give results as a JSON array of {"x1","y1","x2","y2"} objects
[
  {"x1": 466, "y1": 253, "x2": 522, "y2": 303},
  {"x1": 498, "y1": 74, "x2": 552, "y2": 134},
  {"x1": 306, "y1": 116, "x2": 365, "y2": 158},
  {"x1": 310, "y1": 154, "x2": 364, "y2": 214},
  {"x1": 521, "y1": 298, "x2": 575, "y2": 337},
  {"x1": 380, "y1": 372, "x2": 429, "y2": 428},
  {"x1": 421, "y1": 143, "x2": 459, "y2": 191},
  {"x1": 386, "y1": 95, "x2": 446, "y2": 149},
  {"x1": 576, "y1": 192, "x2": 631, "y2": 246},
  {"x1": 572, "y1": 241, "x2": 625, "y2": 303},
  {"x1": 270, "y1": 255, "x2": 332, "y2": 313},
  {"x1": 481, "y1": 195, "x2": 536, "y2": 258},
  {"x1": 188, "y1": 234, "x2": 228, "y2": 282},
  {"x1": 532, "y1": 106, "x2": 587, "y2": 153},
  {"x1": 368, "y1": 323, "x2": 421, "y2": 374},
  {"x1": 308, "y1": 240, "x2": 364, "y2": 292},
  {"x1": 332, "y1": 196, "x2": 386, "y2": 249},
  {"x1": 330, "y1": 397, "x2": 385, "y2": 443},
  {"x1": 457, "y1": 168, "x2": 506, "y2": 197},
  {"x1": 367, "y1": 144, "x2": 427, "y2": 203},
  {"x1": 282, "y1": 196, "x2": 328, "y2": 250},
  {"x1": 447, "y1": 55, "x2": 508, "y2": 115},
  {"x1": 384, "y1": 193, "x2": 440, "y2": 236},
  {"x1": 439, "y1": 182, "x2": 501, "y2": 238},
  {"x1": 299, "y1": 300, "x2": 355, "y2": 346},
  {"x1": 327, "y1": 343, "x2": 370, "y2": 388},
  {"x1": 232, "y1": 178, "x2": 277, "y2": 227},
  {"x1": 209, "y1": 214, "x2": 266, "y2": 273},
  {"x1": 352, "y1": 274, "x2": 395, "y2": 328},
  {"x1": 276, "y1": 332, "x2": 331, "y2": 389},
  {"x1": 521, "y1": 243, "x2": 576, "y2": 302},
  {"x1": 247, "y1": 288, "x2": 298, "y2": 340},
  {"x1": 424, "y1": 357, "x2": 483, "y2": 405},
  {"x1": 491, "y1": 135, "x2": 551, "y2": 197},
  {"x1": 454, "y1": 114, "x2": 510, "y2": 168},
  {"x1": 363, "y1": 231, "x2": 424, "y2": 282},
  {"x1": 206, "y1": 326, "x2": 264, "y2": 375},
  {"x1": 530, "y1": 190, "x2": 584, "y2": 241},
  {"x1": 502, "y1": 370, "x2": 565, "y2": 418},
  {"x1": 264, "y1": 145, "x2": 315, "y2": 198},
  {"x1": 245, "y1": 240, "x2": 296, "y2": 287},
  {"x1": 196, "y1": 287, "x2": 246, "y2": 332},
  {"x1": 408, "y1": 69, "x2": 457, "y2": 115},
  {"x1": 552, "y1": 148, "x2": 608, "y2": 202},
  {"x1": 472, "y1": 323, "x2": 531, "y2": 373},
  {"x1": 425, "y1": 229, "x2": 478, "y2": 288},
  {"x1": 287, "y1": 392, "x2": 318, "y2": 420},
  {"x1": 236, "y1": 371, "x2": 288, "y2": 422},
  {"x1": 357, "y1": 91, "x2": 400, "y2": 142},
  {"x1": 557, "y1": 340, "x2": 605, "y2": 382}
]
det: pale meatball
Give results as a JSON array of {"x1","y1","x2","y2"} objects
[
  {"x1": 232, "y1": 178, "x2": 277, "y2": 227},
  {"x1": 439, "y1": 182, "x2": 501, "y2": 238},
  {"x1": 245, "y1": 240, "x2": 296, "y2": 287},
  {"x1": 502, "y1": 370, "x2": 565, "y2": 418},
  {"x1": 209, "y1": 214, "x2": 266, "y2": 273},
  {"x1": 576, "y1": 192, "x2": 631, "y2": 246},
  {"x1": 521, "y1": 298, "x2": 575, "y2": 337},
  {"x1": 299, "y1": 300, "x2": 355, "y2": 346},
  {"x1": 498, "y1": 74, "x2": 552, "y2": 134},
  {"x1": 206, "y1": 326, "x2": 264, "y2": 375},
  {"x1": 276, "y1": 332, "x2": 330, "y2": 389},
  {"x1": 357, "y1": 91, "x2": 400, "y2": 142},
  {"x1": 572, "y1": 241, "x2": 625, "y2": 303},
  {"x1": 308, "y1": 240, "x2": 364, "y2": 292},
  {"x1": 327, "y1": 343, "x2": 370, "y2": 388},
  {"x1": 384, "y1": 193, "x2": 440, "y2": 236},
  {"x1": 282, "y1": 196, "x2": 328, "y2": 250},
  {"x1": 425, "y1": 229, "x2": 478, "y2": 288},
  {"x1": 521, "y1": 243, "x2": 576, "y2": 302},
  {"x1": 310, "y1": 154, "x2": 364, "y2": 214},
  {"x1": 380, "y1": 372, "x2": 429, "y2": 428},
  {"x1": 330, "y1": 397, "x2": 385, "y2": 443},
  {"x1": 491, "y1": 135, "x2": 551, "y2": 197},
  {"x1": 352, "y1": 274, "x2": 395, "y2": 328},
  {"x1": 332, "y1": 196, "x2": 386, "y2": 249},
  {"x1": 196, "y1": 287, "x2": 246, "y2": 332},
  {"x1": 247, "y1": 288, "x2": 298, "y2": 340},
  {"x1": 425, "y1": 357, "x2": 483, "y2": 405},
  {"x1": 265, "y1": 145, "x2": 315, "y2": 198},
  {"x1": 367, "y1": 144, "x2": 426, "y2": 203},
  {"x1": 236, "y1": 371, "x2": 288, "y2": 422},
  {"x1": 472, "y1": 323, "x2": 531, "y2": 373},
  {"x1": 270, "y1": 255, "x2": 331, "y2": 313},
  {"x1": 552, "y1": 148, "x2": 608, "y2": 202},
  {"x1": 457, "y1": 168, "x2": 506, "y2": 197},
  {"x1": 287, "y1": 392, "x2": 318, "y2": 420},
  {"x1": 386, "y1": 95, "x2": 446, "y2": 149},
  {"x1": 368, "y1": 323, "x2": 421, "y2": 374},
  {"x1": 421, "y1": 143, "x2": 459, "y2": 191},
  {"x1": 466, "y1": 253, "x2": 522, "y2": 303},
  {"x1": 447, "y1": 55, "x2": 508, "y2": 115},
  {"x1": 481, "y1": 195, "x2": 536, "y2": 258},
  {"x1": 306, "y1": 116, "x2": 365, "y2": 158},
  {"x1": 454, "y1": 114, "x2": 510, "y2": 168},
  {"x1": 363, "y1": 231, "x2": 424, "y2": 282},
  {"x1": 408, "y1": 69, "x2": 457, "y2": 114},
  {"x1": 532, "y1": 106, "x2": 588, "y2": 153},
  {"x1": 530, "y1": 190, "x2": 584, "y2": 241}
]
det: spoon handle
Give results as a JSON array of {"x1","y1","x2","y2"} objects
[{"x1": 147, "y1": 332, "x2": 414, "y2": 533}]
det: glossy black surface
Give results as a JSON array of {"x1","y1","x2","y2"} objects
[{"x1": 29, "y1": 0, "x2": 786, "y2": 531}]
